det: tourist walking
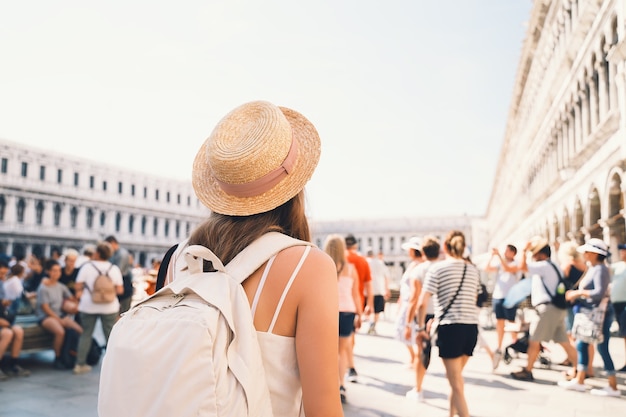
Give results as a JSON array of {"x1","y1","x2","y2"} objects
[
  {"x1": 104, "y1": 236, "x2": 133, "y2": 314},
  {"x1": 395, "y1": 236, "x2": 423, "y2": 367},
  {"x1": 324, "y1": 234, "x2": 362, "y2": 403},
  {"x1": 403, "y1": 235, "x2": 440, "y2": 401},
  {"x1": 485, "y1": 244, "x2": 520, "y2": 369},
  {"x1": 510, "y1": 236, "x2": 577, "y2": 382},
  {"x1": 73, "y1": 241, "x2": 123, "y2": 375},
  {"x1": 558, "y1": 238, "x2": 619, "y2": 396},
  {"x1": 344, "y1": 233, "x2": 372, "y2": 383},
  {"x1": 365, "y1": 247, "x2": 389, "y2": 335},
  {"x1": 416, "y1": 230, "x2": 480, "y2": 417}
]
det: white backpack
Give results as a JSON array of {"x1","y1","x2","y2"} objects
[{"x1": 98, "y1": 232, "x2": 311, "y2": 417}]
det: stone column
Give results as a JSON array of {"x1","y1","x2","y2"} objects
[
  {"x1": 43, "y1": 201, "x2": 55, "y2": 233},
  {"x1": 573, "y1": 95, "x2": 582, "y2": 151},
  {"x1": 555, "y1": 126, "x2": 563, "y2": 170},
  {"x1": 23, "y1": 197, "x2": 34, "y2": 228},
  {"x1": 588, "y1": 71, "x2": 599, "y2": 131},
  {"x1": 607, "y1": 40, "x2": 619, "y2": 111},
  {"x1": 579, "y1": 86, "x2": 590, "y2": 140},
  {"x1": 4, "y1": 195, "x2": 16, "y2": 224},
  {"x1": 596, "y1": 55, "x2": 609, "y2": 119}
]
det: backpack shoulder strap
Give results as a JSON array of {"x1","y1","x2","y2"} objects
[
  {"x1": 540, "y1": 260, "x2": 562, "y2": 297},
  {"x1": 155, "y1": 244, "x2": 179, "y2": 292},
  {"x1": 89, "y1": 261, "x2": 102, "y2": 275},
  {"x1": 225, "y1": 232, "x2": 312, "y2": 283}
]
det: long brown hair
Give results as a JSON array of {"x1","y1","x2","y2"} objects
[
  {"x1": 323, "y1": 234, "x2": 346, "y2": 277},
  {"x1": 188, "y1": 191, "x2": 311, "y2": 264}
]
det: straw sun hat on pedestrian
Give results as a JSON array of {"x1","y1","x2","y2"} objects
[{"x1": 192, "y1": 101, "x2": 321, "y2": 216}]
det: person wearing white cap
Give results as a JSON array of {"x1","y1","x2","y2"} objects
[
  {"x1": 160, "y1": 101, "x2": 343, "y2": 416},
  {"x1": 404, "y1": 235, "x2": 440, "y2": 402},
  {"x1": 610, "y1": 243, "x2": 626, "y2": 372},
  {"x1": 395, "y1": 236, "x2": 423, "y2": 368},
  {"x1": 558, "y1": 238, "x2": 619, "y2": 397}
]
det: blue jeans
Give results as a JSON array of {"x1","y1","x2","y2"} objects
[{"x1": 576, "y1": 304, "x2": 615, "y2": 375}]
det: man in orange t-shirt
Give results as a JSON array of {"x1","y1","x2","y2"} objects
[{"x1": 344, "y1": 234, "x2": 373, "y2": 383}]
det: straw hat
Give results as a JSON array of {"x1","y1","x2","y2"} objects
[
  {"x1": 192, "y1": 101, "x2": 321, "y2": 216},
  {"x1": 528, "y1": 236, "x2": 549, "y2": 256}
]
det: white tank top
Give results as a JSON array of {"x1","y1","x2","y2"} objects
[{"x1": 250, "y1": 246, "x2": 311, "y2": 417}]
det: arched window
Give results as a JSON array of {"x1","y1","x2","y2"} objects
[
  {"x1": 17, "y1": 198, "x2": 26, "y2": 223},
  {"x1": 86, "y1": 208, "x2": 94, "y2": 229},
  {"x1": 141, "y1": 216, "x2": 147, "y2": 235},
  {"x1": 70, "y1": 206, "x2": 78, "y2": 228},
  {"x1": 129, "y1": 215, "x2": 135, "y2": 234},
  {"x1": 115, "y1": 212, "x2": 122, "y2": 232},
  {"x1": 53, "y1": 203, "x2": 62, "y2": 226},
  {"x1": 164, "y1": 220, "x2": 170, "y2": 237},
  {"x1": 175, "y1": 220, "x2": 180, "y2": 238},
  {"x1": 0, "y1": 195, "x2": 5, "y2": 222},
  {"x1": 153, "y1": 218, "x2": 158, "y2": 236},
  {"x1": 100, "y1": 212, "x2": 106, "y2": 227},
  {"x1": 588, "y1": 188, "x2": 602, "y2": 239},
  {"x1": 36, "y1": 201, "x2": 45, "y2": 225}
]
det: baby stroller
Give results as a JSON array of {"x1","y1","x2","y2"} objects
[{"x1": 502, "y1": 323, "x2": 551, "y2": 368}]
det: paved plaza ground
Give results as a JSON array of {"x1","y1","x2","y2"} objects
[{"x1": 0, "y1": 304, "x2": 625, "y2": 417}]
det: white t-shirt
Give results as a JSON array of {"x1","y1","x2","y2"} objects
[
  {"x1": 492, "y1": 260, "x2": 519, "y2": 300},
  {"x1": 76, "y1": 261, "x2": 123, "y2": 314},
  {"x1": 528, "y1": 260, "x2": 561, "y2": 307},
  {"x1": 610, "y1": 261, "x2": 626, "y2": 303},
  {"x1": 3, "y1": 276, "x2": 23, "y2": 300},
  {"x1": 366, "y1": 257, "x2": 388, "y2": 296}
]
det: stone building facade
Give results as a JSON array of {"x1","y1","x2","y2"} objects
[
  {"x1": 486, "y1": 0, "x2": 626, "y2": 256},
  {"x1": 0, "y1": 139, "x2": 209, "y2": 266},
  {"x1": 0, "y1": 139, "x2": 478, "y2": 282}
]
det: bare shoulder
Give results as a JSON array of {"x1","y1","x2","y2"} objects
[{"x1": 277, "y1": 245, "x2": 335, "y2": 289}]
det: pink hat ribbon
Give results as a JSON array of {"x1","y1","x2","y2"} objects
[{"x1": 215, "y1": 136, "x2": 299, "y2": 198}]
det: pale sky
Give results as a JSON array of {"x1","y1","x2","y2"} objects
[{"x1": 0, "y1": 1, "x2": 532, "y2": 221}]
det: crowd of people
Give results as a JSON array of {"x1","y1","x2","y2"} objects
[
  {"x1": 0, "y1": 235, "x2": 160, "y2": 379},
  {"x1": 385, "y1": 233, "x2": 626, "y2": 417}
]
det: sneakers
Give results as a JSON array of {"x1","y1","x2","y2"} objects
[
  {"x1": 347, "y1": 368, "x2": 358, "y2": 383},
  {"x1": 8, "y1": 365, "x2": 30, "y2": 377},
  {"x1": 510, "y1": 368, "x2": 534, "y2": 381},
  {"x1": 0, "y1": 370, "x2": 8, "y2": 381},
  {"x1": 367, "y1": 323, "x2": 377, "y2": 335},
  {"x1": 340, "y1": 385, "x2": 346, "y2": 404},
  {"x1": 558, "y1": 379, "x2": 586, "y2": 392},
  {"x1": 73, "y1": 364, "x2": 92, "y2": 375},
  {"x1": 590, "y1": 386, "x2": 620, "y2": 397},
  {"x1": 405, "y1": 388, "x2": 425, "y2": 402},
  {"x1": 492, "y1": 349, "x2": 502, "y2": 370}
]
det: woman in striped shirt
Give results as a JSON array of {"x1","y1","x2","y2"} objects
[{"x1": 417, "y1": 230, "x2": 480, "y2": 417}]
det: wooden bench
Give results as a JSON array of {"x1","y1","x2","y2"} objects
[{"x1": 13, "y1": 315, "x2": 54, "y2": 353}]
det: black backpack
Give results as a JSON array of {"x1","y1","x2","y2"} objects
[{"x1": 540, "y1": 261, "x2": 569, "y2": 309}]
